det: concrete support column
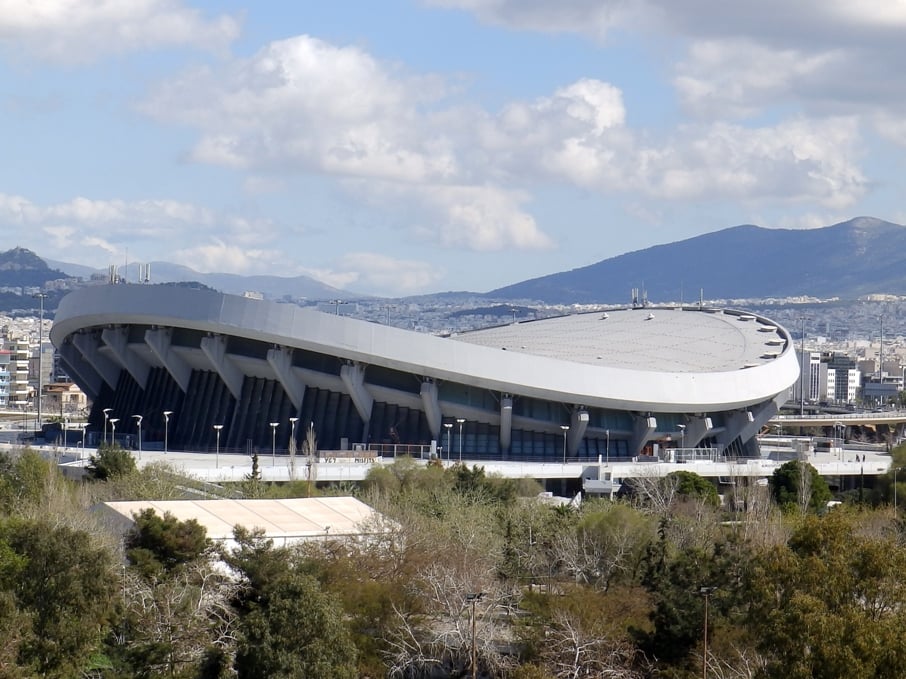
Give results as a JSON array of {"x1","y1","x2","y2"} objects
[
  {"x1": 499, "y1": 396, "x2": 513, "y2": 456},
  {"x1": 420, "y1": 381, "x2": 441, "y2": 439},
  {"x1": 267, "y1": 346, "x2": 305, "y2": 411},
  {"x1": 567, "y1": 410, "x2": 589, "y2": 455},
  {"x1": 72, "y1": 331, "x2": 121, "y2": 390},
  {"x1": 200, "y1": 334, "x2": 244, "y2": 399},
  {"x1": 340, "y1": 362, "x2": 373, "y2": 423},
  {"x1": 102, "y1": 326, "x2": 150, "y2": 390},
  {"x1": 630, "y1": 415, "x2": 657, "y2": 457},
  {"x1": 58, "y1": 340, "x2": 102, "y2": 400},
  {"x1": 145, "y1": 327, "x2": 192, "y2": 393},
  {"x1": 683, "y1": 416, "x2": 714, "y2": 448}
]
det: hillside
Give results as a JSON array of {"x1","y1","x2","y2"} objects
[{"x1": 488, "y1": 216, "x2": 906, "y2": 303}]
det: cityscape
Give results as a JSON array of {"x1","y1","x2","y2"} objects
[{"x1": 5, "y1": 1, "x2": 906, "y2": 677}]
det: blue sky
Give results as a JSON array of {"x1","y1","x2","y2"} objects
[{"x1": 2, "y1": 1, "x2": 905, "y2": 296}]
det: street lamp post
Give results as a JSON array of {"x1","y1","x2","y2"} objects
[
  {"x1": 605, "y1": 428, "x2": 610, "y2": 464},
  {"x1": 109, "y1": 418, "x2": 119, "y2": 447},
  {"x1": 700, "y1": 586, "x2": 716, "y2": 679},
  {"x1": 33, "y1": 292, "x2": 46, "y2": 433},
  {"x1": 213, "y1": 424, "x2": 223, "y2": 468},
  {"x1": 895, "y1": 467, "x2": 904, "y2": 511},
  {"x1": 678, "y1": 424, "x2": 686, "y2": 455},
  {"x1": 132, "y1": 415, "x2": 143, "y2": 460},
  {"x1": 270, "y1": 422, "x2": 279, "y2": 466},
  {"x1": 835, "y1": 421, "x2": 844, "y2": 459},
  {"x1": 163, "y1": 410, "x2": 173, "y2": 454},
  {"x1": 103, "y1": 408, "x2": 113, "y2": 445},
  {"x1": 560, "y1": 424, "x2": 570, "y2": 464},
  {"x1": 63, "y1": 415, "x2": 68, "y2": 450},
  {"x1": 466, "y1": 592, "x2": 485, "y2": 679},
  {"x1": 456, "y1": 418, "x2": 465, "y2": 463},
  {"x1": 444, "y1": 422, "x2": 452, "y2": 461}
]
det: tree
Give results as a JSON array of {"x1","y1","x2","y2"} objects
[
  {"x1": 743, "y1": 510, "x2": 906, "y2": 679},
  {"x1": 87, "y1": 443, "x2": 137, "y2": 480},
  {"x1": 771, "y1": 461, "x2": 831, "y2": 512},
  {"x1": 125, "y1": 509, "x2": 211, "y2": 580},
  {"x1": 0, "y1": 518, "x2": 117, "y2": 677},
  {"x1": 668, "y1": 470, "x2": 720, "y2": 506},
  {"x1": 227, "y1": 528, "x2": 357, "y2": 678}
]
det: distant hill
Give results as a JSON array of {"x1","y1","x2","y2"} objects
[
  {"x1": 0, "y1": 247, "x2": 70, "y2": 288},
  {"x1": 488, "y1": 217, "x2": 906, "y2": 303},
  {"x1": 45, "y1": 259, "x2": 360, "y2": 301}
]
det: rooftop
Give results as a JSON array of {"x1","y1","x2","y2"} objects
[{"x1": 452, "y1": 307, "x2": 789, "y2": 373}]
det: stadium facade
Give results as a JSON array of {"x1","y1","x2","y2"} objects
[{"x1": 50, "y1": 285, "x2": 799, "y2": 462}]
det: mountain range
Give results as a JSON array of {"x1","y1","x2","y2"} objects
[
  {"x1": 12, "y1": 216, "x2": 906, "y2": 306},
  {"x1": 489, "y1": 216, "x2": 906, "y2": 303}
]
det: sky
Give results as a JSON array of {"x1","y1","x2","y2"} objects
[{"x1": 2, "y1": 1, "x2": 906, "y2": 297}]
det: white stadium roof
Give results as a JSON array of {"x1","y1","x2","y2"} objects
[{"x1": 454, "y1": 307, "x2": 783, "y2": 373}]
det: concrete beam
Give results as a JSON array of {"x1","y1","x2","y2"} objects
[
  {"x1": 145, "y1": 327, "x2": 192, "y2": 393},
  {"x1": 101, "y1": 326, "x2": 150, "y2": 390},
  {"x1": 267, "y1": 346, "x2": 305, "y2": 411},
  {"x1": 200, "y1": 334, "x2": 244, "y2": 400},
  {"x1": 72, "y1": 331, "x2": 121, "y2": 391},
  {"x1": 420, "y1": 381, "x2": 441, "y2": 439},
  {"x1": 630, "y1": 415, "x2": 658, "y2": 457},
  {"x1": 340, "y1": 362, "x2": 373, "y2": 423}
]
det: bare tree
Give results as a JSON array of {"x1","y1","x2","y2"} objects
[
  {"x1": 541, "y1": 609, "x2": 648, "y2": 678},
  {"x1": 384, "y1": 563, "x2": 514, "y2": 678}
]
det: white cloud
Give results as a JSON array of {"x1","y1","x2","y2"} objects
[
  {"x1": 0, "y1": 192, "x2": 280, "y2": 269},
  {"x1": 635, "y1": 118, "x2": 866, "y2": 208},
  {"x1": 423, "y1": 0, "x2": 635, "y2": 39},
  {"x1": 172, "y1": 240, "x2": 276, "y2": 274},
  {"x1": 333, "y1": 252, "x2": 446, "y2": 296},
  {"x1": 143, "y1": 35, "x2": 457, "y2": 183},
  {"x1": 0, "y1": 0, "x2": 239, "y2": 64}
]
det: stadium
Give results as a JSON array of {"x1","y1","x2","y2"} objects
[{"x1": 50, "y1": 284, "x2": 799, "y2": 465}]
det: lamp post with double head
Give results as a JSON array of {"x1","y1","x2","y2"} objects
[
  {"x1": 270, "y1": 422, "x2": 279, "y2": 466},
  {"x1": 132, "y1": 415, "x2": 143, "y2": 460},
  {"x1": 456, "y1": 418, "x2": 465, "y2": 463},
  {"x1": 213, "y1": 424, "x2": 223, "y2": 468},
  {"x1": 103, "y1": 408, "x2": 113, "y2": 445},
  {"x1": 560, "y1": 425, "x2": 570, "y2": 463},
  {"x1": 444, "y1": 422, "x2": 452, "y2": 461},
  {"x1": 163, "y1": 410, "x2": 173, "y2": 454}
]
